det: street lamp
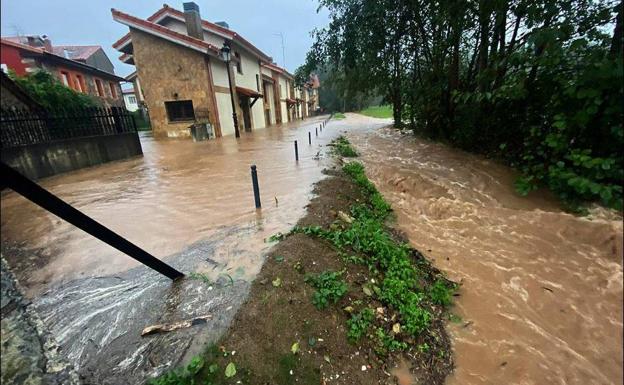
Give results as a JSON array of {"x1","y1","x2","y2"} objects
[{"x1": 220, "y1": 42, "x2": 240, "y2": 138}]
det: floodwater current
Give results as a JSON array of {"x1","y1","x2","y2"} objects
[
  {"x1": 1, "y1": 113, "x2": 621, "y2": 384},
  {"x1": 347, "y1": 124, "x2": 623, "y2": 385},
  {"x1": 0, "y1": 114, "x2": 387, "y2": 383}
]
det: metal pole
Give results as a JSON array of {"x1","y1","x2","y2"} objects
[
  {"x1": 315, "y1": 127, "x2": 318, "y2": 137},
  {"x1": 226, "y1": 58, "x2": 240, "y2": 138},
  {"x1": 294, "y1": 140, "x2": 299, "y2": 161},
  {"x1": 0, "y1": 162, "x2": 184, "y2": 280},
  {"x1": 308, "y1": 131, "x2": 311, "y2": 145},
  {"x1": 251, "y1": 165, "x2": 261, "y2": 209}
]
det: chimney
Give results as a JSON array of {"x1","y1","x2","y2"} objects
[
  {"x1": 183, "y1": 2, "x2": 203, "y2": 40},
  {"x1": 42, "y1": 35, "x2": 52, "y2": 52}
]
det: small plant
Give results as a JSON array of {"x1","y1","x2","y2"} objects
[
  {"x1": 305, "y1": 270, "x2": 348, "y2": 309},
  {"x1": 188, "y1": 272, "x2": 212, "y2": 285},
  {"x1": 268, "y1": 232, "x2": 286, "y2": 242},
  {"x1": 332, "y1": 136, "x2": 358, "y2": 157},
  {"x1": 418, "y1": 343, "x2": 430, "y2": 353},
  {"x1": 148, "y1": 355, "x2": 205, "y2": 385},
  {"x1": 429, "y1": 279, "x2": 454, "y2": 306},
  {"x1": 374, "y1": 327, "x2": 407, "y2": 354},
  {"x1": 346, "y1": 308, "x2": 374, "y2": 342}
]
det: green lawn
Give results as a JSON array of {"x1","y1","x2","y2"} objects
[
  {"x1": 358, "y1": 105, "x2": 392, "y2": 119},
  {"x1": 332, "y1": 112, "x2": 346, "y2": 120}
]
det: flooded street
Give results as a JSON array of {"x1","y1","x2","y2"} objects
[
  {"x1": 0, "y1": 114, "x2": 388, "y2": 383},
  {"x1": 1, "y1": 113, "x2": 621, "y2": 384},
  {"x1": 348, "y1": 123, "x2": 623, "y2": 385}
]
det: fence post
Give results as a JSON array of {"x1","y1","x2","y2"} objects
[
  {"x1": 294, "y1": 140, "x2": 299, "y2": 161},
  {"x1": 112, "y1": 107, "x2": 122, "y2": 134},
  {"x1": 251, "y1": 165, "x2": 261, "y2": 209}
]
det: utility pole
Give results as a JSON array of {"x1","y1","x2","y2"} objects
[{"x1": 273, "y1": 32, "x2": 286, "y2": 68}]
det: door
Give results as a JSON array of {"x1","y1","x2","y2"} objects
[{"x1": 239, "y1": 96, "x2": 252, "y2": 132}]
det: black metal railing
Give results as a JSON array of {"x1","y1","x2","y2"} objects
[{"x1": 1, "y1": 106, "x2": 137, "y2": 148}]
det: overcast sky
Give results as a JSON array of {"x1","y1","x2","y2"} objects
[{"x1": 0, "y1": 0, "x2": 329, "y2": 77}]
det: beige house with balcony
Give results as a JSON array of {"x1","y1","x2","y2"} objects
[{"x1": 111, "y1": 2, "x2": 315, "y2": 138}]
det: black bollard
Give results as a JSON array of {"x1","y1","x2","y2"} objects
[
  {"x1": 320, "y1": 124, "x2": 322, "y2": 132},
  {"x1": 251, "y1": 165, "x2": 261, "y2": 209},
  {"x1": 315, "y1": 127, "x2": 318, "y2": 137},
  {"x1": 308, "y1": 131, "x2": 311, "y2": 145},
  {"x1": 294, "y1": 140, "x2": 299, "y2": 161}
]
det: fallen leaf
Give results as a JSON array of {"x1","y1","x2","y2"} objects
[
  {"x1": 291, "y1": 342, "x2": 300, "y2": 354},
  {"x1": 392, "y1": 323, "x2": 401, "y2": 334},
  {"x1": 225, "y1": 362, "x2": 236, "y2": 377},
  {"x1": 324, "y1": 355, "x2": 331, "y2": 363},
  {"x1": 272, "y1": 277, "x2": 282, "y2": 287},
  {"x1": 363, "y1": 286, "x2": 373, "y2": 296}
]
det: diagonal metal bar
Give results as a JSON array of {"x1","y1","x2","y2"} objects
[{"x1": 0, "y1": 162, "x2": 184, "y2": 280}]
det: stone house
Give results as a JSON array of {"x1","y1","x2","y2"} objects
[
  {"x1": 111, "y1": 3, "x2": 315, "y2": 138},
  {"x1": 0, "y1": 36, "x2": 124, "y2": 107}
]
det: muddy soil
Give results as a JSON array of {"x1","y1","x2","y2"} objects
[{"x1": 203, "y1": 166, "x2": 454, "y2": 385}]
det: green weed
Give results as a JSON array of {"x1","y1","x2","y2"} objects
[
  {"x1": 304, "y1": 270, "x2": 348, "y2": 310},
  {"x1": 332, "y1": 136, "x2": 358, "y2": 157},
  {"x1": 346, "y1": 308, "x2": 374, "y2": 342}
]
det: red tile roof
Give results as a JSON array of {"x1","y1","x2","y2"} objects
[
  {"x1": 51, "y1": 45, "x2": 101, "y2": 61},
  {"x1": 112, "y1": 4, "x2": 271, "y2": 62},
  {"x1": 111, "y1": 8, "x2": 220, "y2": 55},
  {"x1": 0, "y1": 38, "x2": 44, "y2": 54}
]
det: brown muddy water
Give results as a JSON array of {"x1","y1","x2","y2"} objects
[
  {"x1": 0, "y1": 114, "x2": 388, "y2": 383},
  {"x1": 348, "y1": 123, "x2": 623, "y2": 385}
]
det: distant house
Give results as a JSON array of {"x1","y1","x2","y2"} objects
[
  {"x1": 122, "y1": 86, "x2": 139, "y2": 111},
  {"x1": 0, "y1": 35, "x2": 124, "y2": 107},
  {"x1": 111, "y1": 2, "x2": 319, "y2": 138}
]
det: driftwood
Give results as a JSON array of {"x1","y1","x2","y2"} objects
[{"x1": 141, "y1": 315, "x2": 212, "y2": 336}]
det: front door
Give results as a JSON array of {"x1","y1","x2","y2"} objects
[{"x1": 239, "y1": 96, "x2": 252, "y2": 132}]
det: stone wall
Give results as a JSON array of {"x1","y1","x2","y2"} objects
[
  {"x1": 1, "y1": 132, "x2": 143, "y2": 180},
  {"x1": 131, "y1": 28, "x2": 219, "y2": 138}
]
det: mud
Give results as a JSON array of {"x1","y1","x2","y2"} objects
[{"x1": 347, "y1": 123, "x2": 623, "y2": 385}]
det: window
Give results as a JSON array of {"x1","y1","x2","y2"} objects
[
  {"x1": 165, "y1": 100, "x2": 195, "y2": 122},
  {"x1": 95, "y1": 79, "x2": 104, "y2": 97},
  {"x1": 75, "y1": 74, "x2": 84, "y2": 92},
  {"x1": 128, "y1": 95, "x2": 137, "y2": 104},
  {"x1": 109, "y1": 82, "x2": 117, "y2": 98},
  {"x1": 60, "y1": 71, "x2": 70, "y2": 86},
  {"x1": 234, "y1": 52, "x2": 242, "y2": 74}
]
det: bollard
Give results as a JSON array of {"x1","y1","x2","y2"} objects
[
  {"x1": 294, "y1": 140, "x2": 299, "y2": 161},
  {"x1": 251, "y1": 165, "x2": 261, "y2": 209},
  {"x1": 308, "y1": 131, "x2": 311, "y2": 145},
  {"x1": 315, "y1": 127, "x2": 318, "y2": 137},
  {"x1": 320, "y1": 124, "x2": 322, "y2": 133}
]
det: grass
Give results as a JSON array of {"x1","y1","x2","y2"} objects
[
  {"x1": 358, "y1": 105, "x2": 392, "y2": 119},
  {"x1": 291, "y1": 160, "x2": 456, "y2": 352},
  {"x1": 331, "y1": 136, "x2": 358, "y2": 157},
  {"x1": 304, "y1": 270, "x2": 348, "y2": 310},
  {"x1": 332, "y1": 112, "x2": 346, "y2": 119}
]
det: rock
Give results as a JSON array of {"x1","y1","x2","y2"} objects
[{"x1": 337, "y1": 211, "x2": 354, "y2": 224}]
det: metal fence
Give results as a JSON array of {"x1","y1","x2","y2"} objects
[{"x1": 1, "y1": 107, "x2": 137, "y2": 148}]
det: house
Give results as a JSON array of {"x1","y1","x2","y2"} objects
[
  {"x1": 0, "y1": 35, "x2": 125, "y2": 107},
  {"x1": 122, "y1": 86, "x2": 139, "y2": 112},
  {"x1": 111, "y1": 2, "x2": 316, "y2": 138}
]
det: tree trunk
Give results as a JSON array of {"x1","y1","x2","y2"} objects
[{"x1": 610, "y1": 1, "x2": 623, "y2": 58}]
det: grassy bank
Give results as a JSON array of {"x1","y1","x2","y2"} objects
[
  {"x1": 332, "y1": 112, "x2": 346, "y2": 120},
  {"x1": 358, "y1": 105, "x2": 392, "y2": 119},
  {"x1": 150, "y1": 137, "x2": 456, "y2": 385}
]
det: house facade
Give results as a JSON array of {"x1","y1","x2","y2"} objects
[
  {"x1": 122, "y1": 86, "x2": 139, "y2": 111},
  {"x1": 0, "y1": 36, "x2": 124, "y2": 107},
  {"x1": 111, "y1": 3, "x2": 317, "y2": 139}
]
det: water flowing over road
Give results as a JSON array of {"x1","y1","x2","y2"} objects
[
  {"x1": 1, "y1": 113, "x2": 621, "y2": 384},
  {"x1": 348, "y1": 122, "x2": 623, "y2": 385},
  {"x1": 0, "y1": 114, "x2": 388, "y2": 383}
]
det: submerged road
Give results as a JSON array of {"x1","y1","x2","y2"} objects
[
  {"x1": 1, "y1": 113, "x2": 621, "y2": 384},
  {"x1": 0, "y1": 114, "x2": 388, "y2": 383}
]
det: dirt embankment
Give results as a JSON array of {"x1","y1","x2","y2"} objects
[{"x1": 153, "y1": 144, "x2": 456, "y2": 385}]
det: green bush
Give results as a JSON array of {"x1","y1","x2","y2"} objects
[
  {"x1": 9, "y1": 70, "x2": 97, "y2": 110},
  {"x1": 332, "y1": 136, "x2": 358, "y2": 157}
]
